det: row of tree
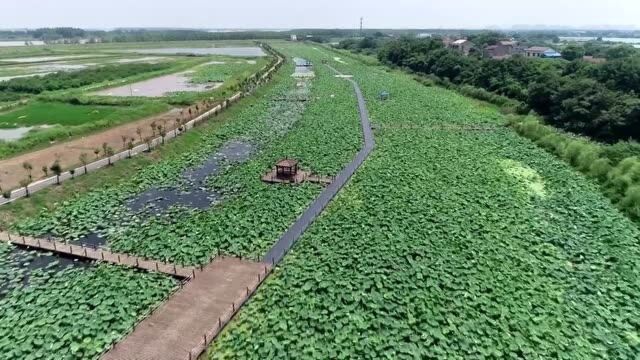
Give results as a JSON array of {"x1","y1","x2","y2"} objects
[{"x1": 375, "y1": 37, "x2": 640, "y2": 143}]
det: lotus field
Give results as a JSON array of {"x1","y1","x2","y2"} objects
[
  {"x1": 208, "y1": 45, "x2": 640, "y2": 358},
  {"x1": 1, "y1": 41, "x2": 639, "y2": 359},
  {"x1": 0, "y1": 242, "x2": 176, "y2": 359}
]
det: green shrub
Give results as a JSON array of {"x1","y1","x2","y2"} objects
[
  {"x1": 588, "y1": 158, "x2": 613, "y2": 181},
  {"x1": 619, "y1": 185, "x2": 640, "y2": 221},
  {"x1": 603, "y1": 141, "x2": 640, "y2": 165}
]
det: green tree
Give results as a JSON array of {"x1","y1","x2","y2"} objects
[
  {"x1": 22, "y1": 162, "x2": 33, "y2": 181},
  {"x1": 105, "y1": 147, "x2": 115, "y2": 165},
  {"x1": 562, "y1": 45, "x2": 585, "y2": 61},
  {"x1": 19, "y1": 179, "x2": 30, "y2": 198},
  {"x1": 606, "y1": 45, "x2": 636, "y2": 60},
  {"x1": 79, "y1": 153, "x2": 89, "y2": 174},
  {"x1": 127, "y1": 141, "x2": 134, "y2": 158},
  {"x1": 50, "y1": 161, "x2": 62, "y2": 185}
]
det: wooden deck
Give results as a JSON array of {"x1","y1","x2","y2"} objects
[
  {"x1": 101, "y1": 257, "x2": 271, "y2": 360},
  {"x1": 0, "y1": 232, "x2": 197, "y2": 278},
  {"x1": 262, "y1": 169, "x2": 334, "y2": 186}
]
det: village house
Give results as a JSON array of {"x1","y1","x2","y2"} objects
[
  {"x1": 484, "y1": 40, "x2": 520, "y2": 59},
  {"x1": 450, "y1": 39, "x2": 475, "y2": 56}
]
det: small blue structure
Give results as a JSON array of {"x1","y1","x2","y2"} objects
[
  {"x1": 379, "y1": 91, "x2": 390, "y2": 100},
  {"x1": 542, "y1": 49, "x2": 562, "y2": 58},
  {"x1": 293, "y1": 58, "x2": 312, "y2": 67}
]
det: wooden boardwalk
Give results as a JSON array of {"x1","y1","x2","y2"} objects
[
  {"x1": 101, "y1": 257, "x2": 270, "y2": 360},
  {"x1": 0, "y1": 232, "x2": 197, "y2": 278}
]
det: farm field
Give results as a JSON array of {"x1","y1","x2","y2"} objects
[
  {"x1": 0, "y1": 44, "x2": 273, "y2": 191},
  {"x1": 206, "y1": 44, "x2": 640, "y2": 358},
  {"x1": 0, "y1": 100, "x2": 168, "y2": 128}
]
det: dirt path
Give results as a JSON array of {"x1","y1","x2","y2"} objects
[
  {"x1": 101, "y1": 257, "x2": 269, "y2": 360},
  {"x1": 0, "y1": 107, "x2": 195, "y2": 190}
]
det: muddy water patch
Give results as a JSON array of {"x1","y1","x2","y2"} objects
[
  {"x1": 128, "y1": 140, "x2": 256, "y2": 213},
  {"x1": 0, "y1": 41, "x2": 45, "y2": 47},
  {"x1": 0, "y1": 73, "x2": 53, "y2": 82},
  {"x1": 0, "y1": 127, "x2": 37, "y2": 141},
  {"x1": 115, "y1": 57, "x2": 166, "y2": 64},
  {"x1": 93, "y1": 72, "x2": 222, "y2": 97},
  {"x1": 36, "y1": 63, "x2": 89, "y2": 72}
]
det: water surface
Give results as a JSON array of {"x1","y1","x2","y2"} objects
[
  {"x1": 93, "y1": 72, "x2": 221, "y2": 97},
  {"x1": 123, "y1": 47, "x2": 266, "y2": 57}
]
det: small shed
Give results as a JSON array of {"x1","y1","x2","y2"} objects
[
  {"x1": 276, "y1": 159, "x2": 299, "y2": 179},
  {"x1": 379, "y1": 91, "x2": 390, "y2": 100}
]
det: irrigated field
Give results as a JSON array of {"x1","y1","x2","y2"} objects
[
  {"x1": 0, "y1": 52, "x2": 268, "y2": 156},
  {"x1": 206, "y1": 44, "x2": 640, "y2": 358},
  {"x1": 0, "y1": 101, "x2": 168, "y2": 128}
]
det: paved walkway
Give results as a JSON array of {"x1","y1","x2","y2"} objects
[
  {"x1": 263, "y1": 65, "x2": 375, "y2": 265},
  {"x1": 0, "y1": 231, "x2": 196, "y2": 277},
  {"x1": 101, "y1": 257, "x2": 270, "y2": 360}
]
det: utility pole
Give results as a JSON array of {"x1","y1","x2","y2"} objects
[{"x1": 360, "y1": 17, "x2": 363, "y2": 37}]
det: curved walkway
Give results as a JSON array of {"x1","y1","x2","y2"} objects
[{"x1": 263, "y1": 65, "x2": 375, "y2": 265}]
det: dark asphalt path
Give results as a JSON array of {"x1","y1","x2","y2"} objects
[{"x1": 263, "y1": 66, "x2": 375, "y2": 265}]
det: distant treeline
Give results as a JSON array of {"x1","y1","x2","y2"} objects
[
  {"x1": 0, "y1": 63, "x2": 171, "y2": 101},
  {"x1": 361, "y1": 37, "x2": 639, "y2": 143},
  {"x1": 0, "y1": 28, "x2": 100, "y2": 41}
]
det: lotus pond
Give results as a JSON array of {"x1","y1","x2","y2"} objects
[
  {"x1": 10, "y1": 44, "x2": 362, "y2": 267},
  {"x1": 0, "y1": 242, "x2": 177, "y2": 360},
  {"x1": 207, "y1": 44, "x2": 640, "y2": 358}
]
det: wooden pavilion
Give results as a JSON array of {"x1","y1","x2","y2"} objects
[{"x1": 275, "y1": 159, "x2": 299, "y2": 179}]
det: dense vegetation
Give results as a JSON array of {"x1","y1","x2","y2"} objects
[
  {"x1": 0, "y1": 242, "x2": 176, "y2": 359},
  {"x1": 210, "y1": 44, "x2": 640, "y2": 359},
  {"x1": 337, "y1": 36, "x2": 640, "y2": 225},
  {"x1": 509, "y1": 115, "x2": 640, "y2": 223},
  {"x1": 373, "y1": 37, "x2": 640, "y2": 143}
]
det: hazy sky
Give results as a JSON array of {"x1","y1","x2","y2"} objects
[{"x1": 2, "y1": 0, "x2": 638, "y2": 29}]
